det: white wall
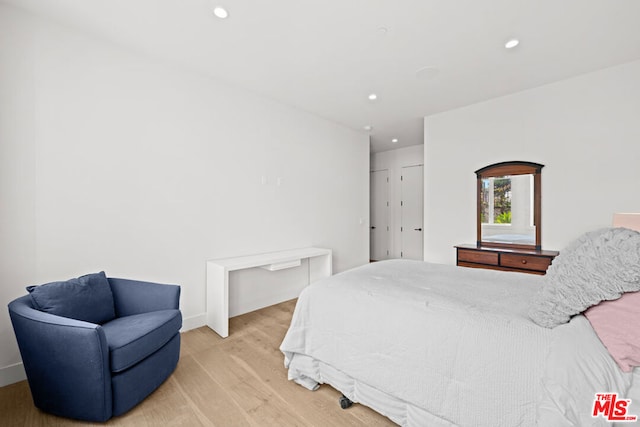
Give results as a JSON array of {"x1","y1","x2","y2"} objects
[
  {"x1": 370, "y1": 145, "x2": 424, "y2": 259},
  {"x1": 0, "y1": 5, "x2": 369, "y2": 385},
  {"x1": 424, "y1": 60, "x2": 640, "y2": 264}
]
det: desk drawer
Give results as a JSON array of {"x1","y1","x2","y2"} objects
[
  {"x1": 457, "y1": 249, "x2": 498, "y2": 266},
  {"x1": 500, "y1": 253, "x2": 551, "y2": 272}
]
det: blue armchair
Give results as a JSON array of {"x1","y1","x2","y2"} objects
[{"x1": 8, "y1": 272, "x2": 182, "y2": 422}]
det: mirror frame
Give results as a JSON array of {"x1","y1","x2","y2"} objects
[{"x1": 475, "y1": 161, "x2": 544, "y2": 250}]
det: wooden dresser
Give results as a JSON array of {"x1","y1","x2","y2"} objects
[{"x1": 455, "y1": 244, "x2": 559, "y2": 275}]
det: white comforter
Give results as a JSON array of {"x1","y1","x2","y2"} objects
[{"x1": 281, "y1": 260, "x2": 634, "y2": 427}]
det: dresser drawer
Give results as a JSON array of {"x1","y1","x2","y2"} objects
[
  {"x1": 457, "y1": 249, "x2": 498, "y2": 266},
  {"x1": 456, "y1": 244, "x2": 558, "y2": 275},
  {"x1": 500, "y1": 253, "x2": 551, "y2": 272}
]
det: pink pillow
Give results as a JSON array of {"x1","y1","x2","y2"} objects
[{"x1": 584, "y1": 291, "x2": 640, "y2": 372}]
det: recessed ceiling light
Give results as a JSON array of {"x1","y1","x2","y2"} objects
[
  {"x1": 368, "y1": 93, "x2": 377, "y2": 101},
  {"x1": 391, "y1": 138, "x2": 398, "y2": 143},
  {"x1": 212, "y1": 6, "x2": 229, "y2": 19},
  {"x1": 363, "y1": 125, "x2": 373, "y2": 131},
  {"x1": 505, "y1": 39, "x2": 519, "y2": 49}
]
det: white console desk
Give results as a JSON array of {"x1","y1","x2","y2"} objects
[{"x1": 206, "y1": 247, "x2": 332, "y2": 338}]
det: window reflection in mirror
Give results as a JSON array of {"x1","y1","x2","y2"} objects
[
  {"x1": 481, "y1": 175, "x2": 535, "y2": 246},
  {"x1": 475, "y1": 161, "x2": 543, "y2": 250}
]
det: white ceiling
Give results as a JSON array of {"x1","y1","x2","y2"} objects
[{"x1": 4, "y1": 0, "x2": 640, "y2": 152}]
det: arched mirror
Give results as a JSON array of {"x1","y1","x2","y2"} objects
[{"x1": 476, "y1": 161, "x2": 543, "y2": 250}]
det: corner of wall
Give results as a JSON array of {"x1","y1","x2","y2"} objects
[
  {"x1": 180, "y1": 313, "x2": 207, "y2": 333},
  {"x1": 0, "y1": 362, "x2": 26, "y2": 387}
]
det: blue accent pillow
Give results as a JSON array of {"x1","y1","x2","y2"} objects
[{"x1": 26, "y1": 271, "x2": 116, "y2": 324}]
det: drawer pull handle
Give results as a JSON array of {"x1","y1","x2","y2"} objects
[{"x1": 521, "y1": 259, "x2": 527, "y2": 264}]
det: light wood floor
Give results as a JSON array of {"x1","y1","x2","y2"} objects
[{"x1": 0, "y1": 299, "x2": 395, "y2": 426}]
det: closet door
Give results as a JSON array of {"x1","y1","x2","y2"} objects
[
  {"x1": 400, "y1": 165, "x2": 423, "y2": 260},
  {"x1": 370, "y1": 169, "x2": 390, "y2": 261}
]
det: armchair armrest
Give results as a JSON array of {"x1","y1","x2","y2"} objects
[
  {"x1": 8, "y1": 295, "x2": 112, "y2": 421},
  {"x1": 108, "y1": 278, "x2": 180, "y2": 317}
]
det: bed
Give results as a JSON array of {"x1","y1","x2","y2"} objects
[{"x1": 280, "y1": 217, "x2": 640, "y2": 426}]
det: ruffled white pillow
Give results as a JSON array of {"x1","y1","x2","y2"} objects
[{"x1": 529, "y1": 227, "x2": 640, "y2": 328}]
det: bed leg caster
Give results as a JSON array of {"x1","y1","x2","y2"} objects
[{"x1": 339, "y1": 394, "x2": 353, "y2": 409}]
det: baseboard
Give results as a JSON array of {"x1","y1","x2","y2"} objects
[
  {"x1": 229, "y1": 288, "x2": 299, "y2": 318},
  {"x1": 181, "y1": 293, "x2": 297, "y2": 335},
  {"x1": 1, "y1": 303, "x2": 286, "y2": 387},
  {"x1": 1, "y1": 314, "x2": 206, "y2": 388},
  {"x1": 181, "y1": 313, "x2": 206, "y2": 332},
  {"x1": 0, "y1": 362, "x2": 26, "y2": 387}
]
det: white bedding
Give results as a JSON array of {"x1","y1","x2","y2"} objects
[{"x1": 280, "y1": 260, "x2": 635, "y2": 426}]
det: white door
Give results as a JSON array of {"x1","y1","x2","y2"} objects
[
  {"x1": 370, "y1": 169, "x2": 390, "y2": 261},
  {"x1": 400, "y1": 165, "x2": 424, "y2": 260}
]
